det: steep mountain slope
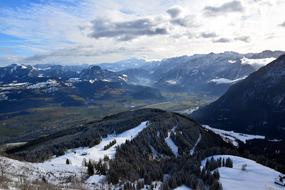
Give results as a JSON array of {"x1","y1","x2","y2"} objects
[{"x1": 192, "y1": 53, "x2": 285, "y2": 138}]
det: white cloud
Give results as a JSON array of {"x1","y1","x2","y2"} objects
[{"x1": 0, "y1": 0, "x2": 284, "y2": 65}]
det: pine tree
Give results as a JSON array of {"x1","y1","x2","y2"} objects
[
  {"x1": 87, "y1": 160, "x2": 94, "y2": 176},
  {"x1": 213, "y1": 170, "x2": 220, "y2": 180},
  {"x1": 225, "y1": 158, "x2": 233, "y2": 168},
  {"x1": 66, "y1": 158, "x2": 71, "y2": 165}
]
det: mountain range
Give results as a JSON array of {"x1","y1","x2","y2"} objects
[
  {"x1": 118, "y1": 50, "x2": 284, "y2": 96},
  {"x1": 0, "y1": 50, "x2": 285, "y2": 189},
  {"x1": 192, "y1": 53, "x2": 285, "y2": 139},
  {"x1": 0, "y1": 64, "x2": 162, "y2": 113}
]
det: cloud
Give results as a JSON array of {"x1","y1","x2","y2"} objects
[
  {"x1": 279, "y1": 21, "x2": 285, "y2": 27},
  {"x1": 20, "y1": 45, "x2": 153, "y2": 65},
  {"x1": 212, "y1": 37, "x2": 231, "y2": 43},
  {"x1": 234, "y1": 36, "x2": 251, "y2": 43},
  {"x1": 204, "y1": 1, "x2": 244, "y2": 16},
  {"x1": 200, "y1": 32, "x2": 218, "y2": 38},
  {"x1": 88, "y1": 18, "x2": 169, "y2": 41},
  {"x1": 171, "y1": 15, "x2": 199, "y2": 27},
  {"x1": 167, "y1": 7, "x2": 182, "y2": 18},
  {"x1": 1, "y1": 0, "x2": 285, "y2": 64}
]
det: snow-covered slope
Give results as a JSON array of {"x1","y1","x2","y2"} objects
[
  {"x1": 41, "y1": 121, "x2": 149, "y2": 167},
  {"x1": 189, "y1": 133, "x2": 201, "y2": 156},
  {"x1": 202, "y1": 125, "x2": 265, "y2": 147},
  {"x1": 165, "y1": 127, "x2": 179, "y2": 157},
  {"x1": 174, "y1": 185, "x2": 192, "y2": 190},
  {"x1": 241, "y1": 57, "x2": 276, "y2": 66},
  {"x1": 208, "y1": 76, "x2": 247, "y2": 84},
  {"x1": 202, "y1": 155, "x2": 284, "y2": 190},
  {"x1": 0, "y1": 121, "x2": 149, "y2": 187}
]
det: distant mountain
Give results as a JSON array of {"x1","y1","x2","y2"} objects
[
  {"x1": 80, "y1": 65, "x2": 127, "y2": 83},
  {"x1": 192, "y1": 53, "x2": 285, "y2": 138},
  {"x1": 0, "y1": 64, "x2": 163, "y2": 113},
  {"x1": 115, "y1": 50, "x2": 284, "y2": 96},
  {"x1": 0, "y1": 64, "x2": 41, "y2": 83},
  {"x1": 99, "y1": 58, "x2": 159, "y2": 72},
  {"x1": 150, "y1": 50, "x2": 284, "y2": 96},
  {"x1": 0, "y1": 64, "x2": 88, "y2": 84}
]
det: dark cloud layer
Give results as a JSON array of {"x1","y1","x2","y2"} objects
[
  {"x1": 212, "y1": 37, "x2": 231, "y2": 43},
  {"x1": 171, "y1": 15, "x2": 198, "y2": 27},
  {"x1": 234, "y1": 36, "x2": 251, "y2": 42},
  {"x1": 89, "y1": 18, "x2": 168, "y2": 41},
  {"x1": 200, "y1": 32, "x2": 218, "y2": 38},
  {"x1": 204, "y1": 1, "x2": 244, "y2": 16},
  {"x1": 279, "y1": 21, "x2": 285, "y2": 27},
  {"x1": 167, "y1": 7, "x2": 182, "y2": 18}
]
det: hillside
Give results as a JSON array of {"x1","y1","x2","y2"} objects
[
  {"x1": 1, "y1": 109, "x2": 284, "y2": 189},
  {"x1": 1, "y1": 109, "x2": 232, "y2": 188},
  {"x1": 192, "y1": 53, "x2": 285, "y2": 138}
]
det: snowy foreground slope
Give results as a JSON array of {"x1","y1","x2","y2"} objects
[
  {"x1": 202, "y1": 155, "x2": 284, "y2": 190},
  {"x1": 0, "y1": 121, "x2": 149, "y2": 188}
]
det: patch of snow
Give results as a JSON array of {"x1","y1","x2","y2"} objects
[
  {"x1": 190, "y1": 133, "x2": 201, "y2": 156},
  {"x1": 228, "y1": 60, "x2": 236, "y2": 63},
  {"x1": 174, "y1": 185, "x2": 192, "y2": 190},
  {"x1": 0, "y1": 92, "x2": 9, "y2": 100},
  {"x1": 209, "y1": 76, "x2": 247, "y2": 84},
  {"x1": 102, "y1": 79, "x2": 111, "y2": 82},
  {"x1": 20, "y1": 65, "x2": 28, "y2": 69},
  {"x1": 8, "y1": 82, "x2": 29, "y2": 87},
  {"x1": 42, "y1": 121, "x2": 149, "y2": 167},
  {"x1": 27, "y1": 79, "x2": 59, "y2": 89},
  {"x1": 68, "y1": 78, "x2": 81, "y2": 83},
  {"x1": 178, "y1": 106, "x2": 199, "y2": 114},
  {"x1": 118, "y1": 76, "x2": 127, "y2": 82},
  {"x1": 86, "y1": 175, "x2": 106, "y2": 185},
  {"x1": 0, "y1": 82, "x2": 30, "y2": 91},
  {"x1": 38, "y1": 67, "x2": 51, "y2": 71},
  {"x1": 89, "y1": 79, "x2": 96, "y2": 84},
  {"x1": 201, "y1": 155, "x2": 284, "y2": 190},
  {"x1": 241, "y1": 57, "x2": 276, "y2": 66},
  {"x1": 165, "y1": 127, "x2": 178, "y2": 157},
  {"x1": 269, "y1": 139, "x2": 283, "y2": 142},
  {"x1": 166, "y1": 80, "x2": 177, "y2": 85},
  {"x1": 202, "y1": 125, "x2": 265, "y2": 147},
  {"x1": 0, "y1": 156, "x2": 85, "y2": 185}
]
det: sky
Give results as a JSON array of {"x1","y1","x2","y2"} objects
[{"x1": 0, "y1": 0, "x2": 284, "y2": 65}]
